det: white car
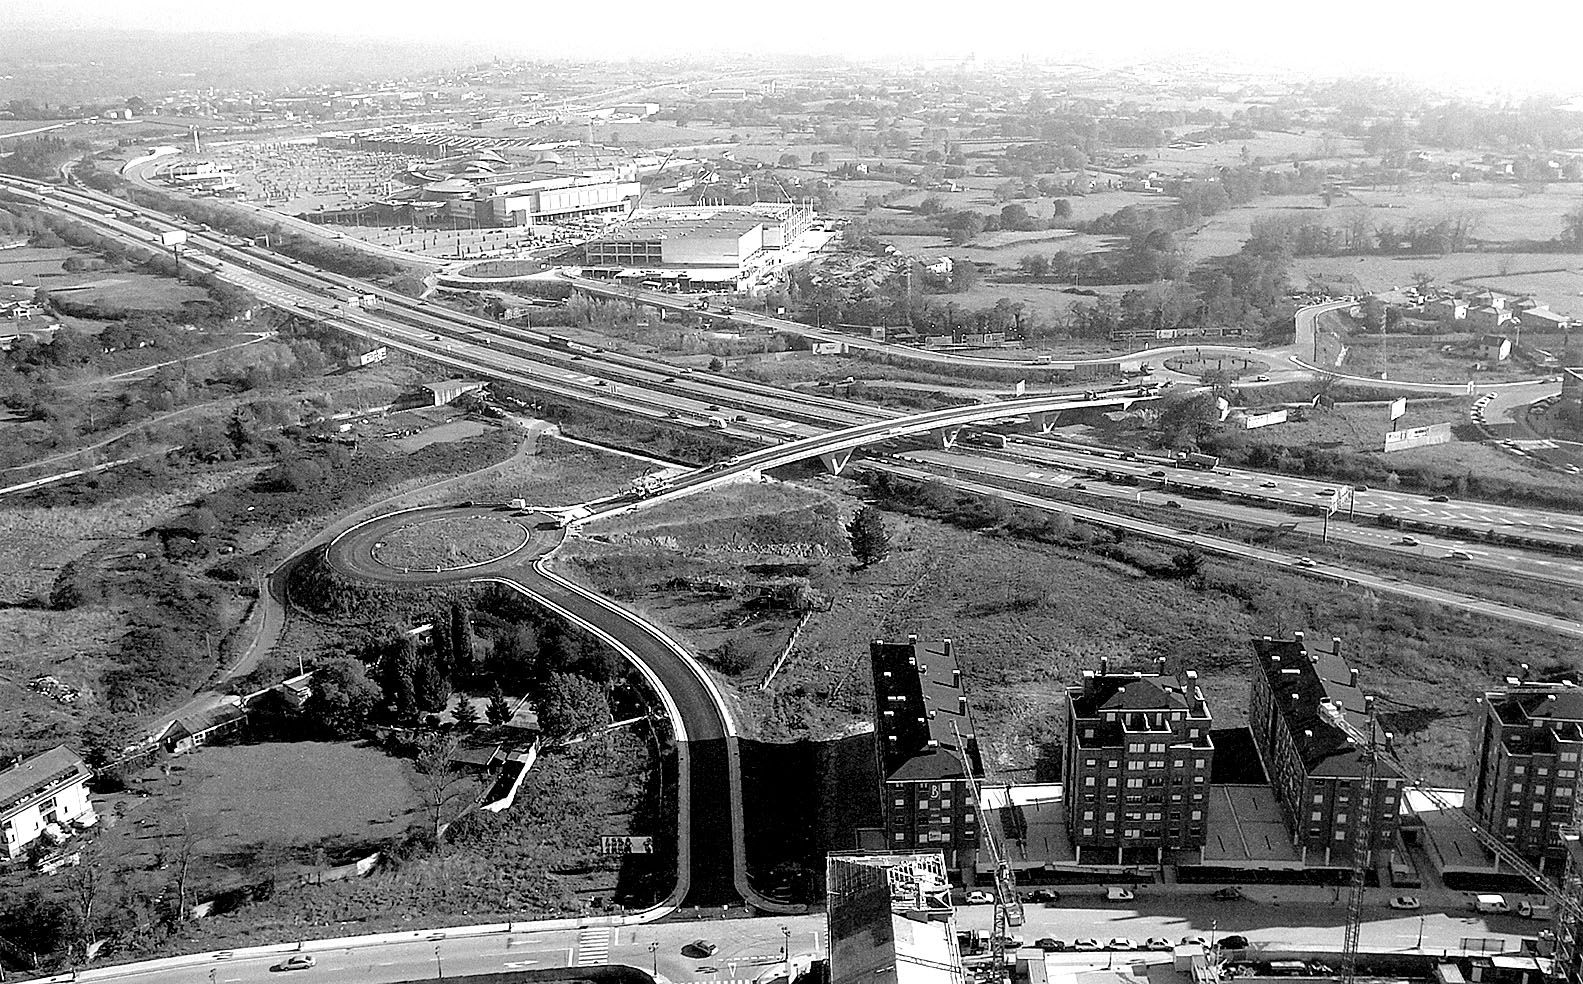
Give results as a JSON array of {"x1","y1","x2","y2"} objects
[
  {"x1": 1390, "y1": 895, "x2": 1421, "y2": 910},
  {"x1": 1108, "y1": 938, "x2": 1137, "y2": 951},
  {"x1": 1106, "y1": 887, "x2": 1136, "y2": 901},
  {"x1": 964, "y1": 890, "x2": 994, "y2": 905}
]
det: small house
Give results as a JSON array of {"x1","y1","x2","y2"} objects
[
  {"x1": 1466, "y1": 306, "x2": 1505, "y2": 332},
  {"x1": 0, "y1": 746, "x2": 96, "y2": 860},
  {"x1": 161, "y1": 701, "x2": 250, "y2": 754},
  {"x1": 1475, "y1": 334, "x2": 1513, "y2": 362}
]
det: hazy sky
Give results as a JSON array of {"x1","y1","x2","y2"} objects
[{"x1": 6, "y1": 0, "x2": 1583, "y2": 97}]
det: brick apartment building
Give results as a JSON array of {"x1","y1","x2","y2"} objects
[
  {"x1": 871, "y1": 637, "x2": 982, "y2": 867},
  {"x1": 1469, "y1": 678, "x2": 1583, "y2": 871},
  {"x1": 1249, "y1": 633, "x2": 1403, "y2": 866},
  {"x1": 1063, "y1": 657, "x2": 1215, "y2": 865}
]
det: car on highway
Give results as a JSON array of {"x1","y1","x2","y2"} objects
[
  {"x1": 1397, "y1": 536, "x2": 1420, "y2": 546},
  {"x1": 1035, "y1": 938, "x2": 1065, "y2": 951},
  {"x1": 1106, "y1": 887, "x2": 1136, "y2": 901},
  {"x1": 273, "y1": 955, "x2": 317, "y2": 972},
  {"x1": 683, "y1": 940, "x2": 719, "y2": 958},
  {"x1": 1430, "y1": 494, "x2": 1451, "y2": 502},
  {"x1": 1073, "y1": 939, "x2": 1102, "y2": 951},
  {"x1": 1449, "y1": 550, "x2": 1474, "y2": 561},
  {"x1": 1390, "y1": 895, "x2": 1421, "y2": 910},
  {"x1": 1165, "y1": 499, "x2": 1182, "y2": 508},
  {"x1": 1107, "y1": 938, "x2": 1137, "y2": 951},
  {"x1": 1260, "y1": 481, "x2": 1278, "y2": 488},
  {"x1": 1296, "y1": 557, "x2": 1317, "y2": 567},
  {"x1": 964, "y1": 890, "x2": 994, "y2": 904},
  {"x1": 1146, "y1": 938, "x2": 1174, "y2": 951},
  {"x1": 1315, "y1": 488, "x2": 1335, "y2": 496},
  {"x1": 1149, "y1": 470, "x2": 1166, "y2": 478},
  {"x1": 1072, "y1": 482, "x2": 1087, "y2": 491},
  {"x1": 1216, "y1": 935, "x2": 1250, "y2": 950}
]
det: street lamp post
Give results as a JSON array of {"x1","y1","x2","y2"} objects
[
  {"x1": 649, "y1": 941, "x2": 660, "y2": 976},
  {"x1": 1210, "y1": 919, "x2": 1217, "y2": 950},
  {"x1": 1417, "y1": 915, "x2": 1425, "y2": 951},
  {"x1": 782, "y1": 925, "x2": 793, "y2": 981},
  {"x1": 435, "y1": 944, "x2": 444, "y2": 981}
]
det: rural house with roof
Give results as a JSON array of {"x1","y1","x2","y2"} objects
[
  {"x1": 0, "y1": 745, "x2": 96, "y2": 860},
  {"x1": 1250, "y1": 633, "x2": 1404, "y2": 866},
  {"x1": 1064, "y1": 657, "x2": 1215, "y2": 864},
  {"x1": 871, "y1": 636, "x2": 982, "y2": 867}
]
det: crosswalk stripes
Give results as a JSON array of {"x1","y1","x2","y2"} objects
[{"x1": 576, "y1": 927, "x2": 613, "y2": 966}]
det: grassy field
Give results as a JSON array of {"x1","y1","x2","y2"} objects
[
  {"x1": 156, "y1": 735, "x2": 660, "y2": 949},
  {"x1": 401, "y1": 436, "x2": 653, "y2": 510},
  {"x1": 55, "y1": 274, "x2": 209, "y2": 313},
  {"x1": 98, "y1": 742, "x2": 424, "y2": 888},
  {"x1": 569, "y1": 472, "x2": 1578, "y2": 787}
]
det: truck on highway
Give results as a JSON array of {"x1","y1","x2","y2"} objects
[
  {"x1": 1174, "y1": 451, "x2": 1219, "y2": 470},
  {"x1": 706, "y1": 415, "x2": 729, "y2": 430}
]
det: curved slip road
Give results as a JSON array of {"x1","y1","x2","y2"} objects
[{"x1": 320, "y1": 504, "x2": 752, "y2": 909}]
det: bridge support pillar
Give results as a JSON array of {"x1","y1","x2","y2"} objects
[
  {"x1": 933, "y1": 425, "x2": 962, "y2": 450},
  {"x1": 1031, "y1": 411, "x2": 1060, "y2": 434},
  {"x1": 818, "y1": 449, "x2": 855, "y2": 475}
]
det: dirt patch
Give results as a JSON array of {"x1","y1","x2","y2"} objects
[{"x1": 393, "y1": 419, "x2": 489, "y2": 453}]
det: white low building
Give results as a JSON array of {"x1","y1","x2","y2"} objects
[{"x1": 0, "y1": 745, "x2": 96, "y2": 860}]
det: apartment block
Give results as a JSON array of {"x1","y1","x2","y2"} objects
[
  {"x1": 871, "y1": 637, "x2": 981, "y2": 867},
  {"x1": 1249, "y1": 633, "x2": 1403, "y2": 865},
  {"x1": 1063, "y1": 656, "x2": 1215, "y2": 864},
  {"x1": 1469, "y1": 677, "x2": 1583, "y2": 870}
]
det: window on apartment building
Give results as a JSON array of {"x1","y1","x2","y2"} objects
[
  {"x1": 1083, "y1": 827, "x2": 1094, "y2": 836},
  {"x1": 1105, "y1": 811, "x2": 1117, "y2": 821},
  {"x1": 1560, "y1": 770, "x2": 1576, "y2": 780},
  {"x1": 1084, "y1": 729, "x2": 1094, "y2": 739},
  {"x1": 1085, "y1": 758, "x2": 1097, "y2": 767},
  {"x1": 1149, "y1": 743, "x2": 1166, "y2": 753},
  {"x1": 1536, "y1": 786, "x2": 1547, "y2": 797},
  {"x1": 1125, "y1": 794, "x2": 1144, "y2": 804},
  {"x1": 894, "y1": 832, "x2": 905, "y2": 841},
  {"x1": 1313, "y1": 794, "x2": 1324, "y2": 803},
  {"x1": 1174, "y1": 759, "x2": 1185, "y2": 768},
  {"x1": 1126, "y1": 778, "x2": 1144, "y2": 789},
  {"x1": 1191, "y1": 791, "x2": 1204, "y2": 799},
  {"x1": 1534, "y1": 803, "x2": 1547, "y2": 812},
  {"x1": 1195, "y1": 758, "x2": 1206, "y2": 768},
  {"x1": 1533, "y1": 819, "x2": 1544, "y2": 828},
  {"x1": 1190, "y1": 810, "x2": 1202, "y2": 820},
  {"x1": 1507, "y1": 818, "x2": 1519, "y2": 828},
  {"x1": 1560, "y1": 788, "x2": 1573, "y2": 798},
  {"x1": 1146, "y1": 812, "x2": 1161, "y2": 821},
  {"x1": 1337, "y1": 813, "x2": 1349, "y2": 824},
  {"x1": 895, "y1": 797, "x2": 904, "y2": 807},
  {"x1": 1171, "y1": 793, "x2": 1183, "y2": 802},
  {"x1": 1148, "y1": 760, "x2": 1165, "y2": 769},
  {"x1": 1083, "y1": 810, "x2": 1094, "y2": 820},
  {"x1": 1513, "y1": 783, "x2": 1525, "y2": 793},
  {"x1": 1084, "y1": 777, "x2": 1096, "y2": 786},
  {"x1": 1124, "y1": 829, "x2": 1141, "y2": 838},
  {"x1": 1538, "y1": 767, "x2": 1550, "y2": 776},
  {"x1": 1107, "y1": 759, "x2": 1118, "y2": 768},
  {"x1": 1127, "y1": 761, "x2": 1144, "y2": 771},
  {"x1": 1562, "y1": 752, "x2": 1578, "y2": 763},
  {"x1": 1107, "y1": 778, "x2": 1118, "y2": 787},
  {"x1": 1336, "y1": 831, "x2": 1347, "y2": 841},
  {"x1": 1311, "y1": 811, "x2": 1323, "y2": 821},
  {"x1": 1515, "y1": 765, "x2": 1526, "y2": 775}
]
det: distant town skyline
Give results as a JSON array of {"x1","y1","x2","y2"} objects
[{"x1": 4, "y1": 0, "x2": 1583, "y2": 99}]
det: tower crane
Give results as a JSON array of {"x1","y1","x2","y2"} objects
[
  {"x1": 1318, "y1": 700, "x2": 1583, "y2": 984},
  {"x1": 953, "y1": 724, "x2": 1022, "y2": 982}
]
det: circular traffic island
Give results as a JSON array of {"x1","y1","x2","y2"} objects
[{"x1": 371, "y1": 514, "x2": 531, "y2": 573}]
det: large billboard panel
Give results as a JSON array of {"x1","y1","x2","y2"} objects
[
  {"x1": 1383, "y1": 422, "x2": 1452, "y2": 453},
  {"x1": 1389, "y1": 397, "x2": 1407, "y2": 421},
  {"x1": 1243, "y1": 409, "x2": 1289, "y2": 429},
  {"x1": 158, "y1": 230, "x2": 188, "y2": 247}
]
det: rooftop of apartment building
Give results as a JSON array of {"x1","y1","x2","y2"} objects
[
  {"x1": 872, "y1": 636, "x2": 981, "y2": 784},
  {"x1": 1483, "y1": 676, "x2": 1583, "y2": 753},
  {"x1": 1067, "y1": 657, "x2": 1212, "y2": 749},
  {"x1": 0, "y1": 745, "x2": 91, "y2": 821},
  {"x1": 1252, "y1": 632, "x2": 1404, "y2": 781}
]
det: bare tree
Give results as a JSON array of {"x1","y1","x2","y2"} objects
[{"x1": 414, "y1": 734, "x2": 473, "y2": 845}]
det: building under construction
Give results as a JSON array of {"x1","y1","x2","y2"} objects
[{"x1": 826, "y1": 852, "x2": 963, "y2": 984}]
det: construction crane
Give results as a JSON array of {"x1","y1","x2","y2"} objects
[
  {"x1": 1338, "y1": 698, "x2": 1380, "y2": 984},
  {"x1": 1319, "y1": 700, "x2": 1583, "y2": 982},
  {"x1": 953, "y1": 724, "x2": 1022, "y2": 983}
]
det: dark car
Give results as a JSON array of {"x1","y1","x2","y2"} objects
[
  {"x1": 1036, "y1": 938, "x2": 1066, "y2": 952},
  {"x1": 683, "y1": 940, "x2": 718, "y2": 958},
  {"x1": 1213, "y1": 887, "x2": 1246, "y2": 901},
  {"x1": 1430, "y1": 494, "x2": 1450, "y2": 502},
  {"x1": 1026, "y1": 888, "x2": 1059, "y2": 904},
  {"x1": 1165, "y1": 499, "x2": 1182, "y2": 508},
  {"x1": 1216, "y1": 935, "x2": 1250, "y2": 950}
]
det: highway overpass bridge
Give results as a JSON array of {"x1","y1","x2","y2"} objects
[{"x1": 581, "y1": 390, "x2": 1155, "y2": 522}]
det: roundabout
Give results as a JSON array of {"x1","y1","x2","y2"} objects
[{"x1": 369, "y1": 513, "x2": 532, "y2": 573}]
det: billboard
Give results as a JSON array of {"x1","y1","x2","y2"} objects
[
  {"x1": 1014, "y1": 379, "x2": 1026, "y2": 396},
  {"x1": 599, "y1": 836, "x2": 653, "y2": 855},
  {"x1": 1389, "y1": 397, "x2": 1407, "y2": 421},
  {"x1": 1383, "y1": 422, "x2": 1452, "y2": 453},
  {"x1": 1216, "y1": 397, "x2": 1230, "y2": 422},
  {"x1": 158, "y1": 230, "x2": 188, "y2": 247},
  {"x1": 1242, "y1": 409, "x2": 1289, "y2": 429},
  {"x1": 355, "y1": 346, "x2": 388, "y2": 367}
]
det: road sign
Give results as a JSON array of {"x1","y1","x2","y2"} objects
[
  {"x1": 599, "y1": 835, "x2": 653, "y2": 855},
  {"x1": 1389, "y1": 397, "x2": 1407, "y2": 421}
]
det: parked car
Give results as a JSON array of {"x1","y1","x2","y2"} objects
[
  {"x1": 1036, "y1": 938, "x2": 1066, "y2": 952},
  {"x1": 1519, "y1": 901, "x2": 1553, "y2": 919},
  {"x1": 1106, "y1": 887, "x2": 1136, "y2": 901},
  {"x1": 1390, "y1": 895, "x2": 1421, "y2": 910},
  {"x1": 683, "y1": 940, "x2": 719, "y2": 958},
  {"x1": 994, "y1": 936, "x2": 1025, "y2": 951},
  {"x1": 1146, "y1": 938, "x2": 1174, "y2": 951},
  {"x1": 1107, "y1": 938, "x2": 1137, "y2": 951},
  {"x1": 1180, "y1": 936, "x2": 1209, "y2": 948},
  {"x1": 1213, "y1": 887, "x2": 1246, "y2": 901},
  {"x1": 1026, "y1": 889, "x2": 1059, "y2": 904},
  {"x1": 273, "y1": 956, "x2": 317, "y2": 972},
  {"x1": 964, "y1": 890, "x2": 994, "y2": 905},
  {"x1": 1073, "y1": 939, "x2": 1102, "y2": 952},
  {"x1": 1216, "y1": 935, "x2": 1250, "y2": 950}
]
